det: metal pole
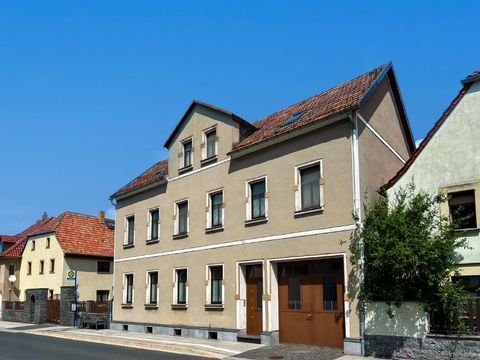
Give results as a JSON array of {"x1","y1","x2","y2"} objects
[{"x1": 73, "y1": 271, "x2": 77, "y2": 327}]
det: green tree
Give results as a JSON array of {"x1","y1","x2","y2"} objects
[{"x1": 350, "y1": 183, "x2": 468, "y2": 321}]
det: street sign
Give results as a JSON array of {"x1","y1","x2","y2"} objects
[{"x1": 67, "y1": 270, "x2": 76, "y2": 281}]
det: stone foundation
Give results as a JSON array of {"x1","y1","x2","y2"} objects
[
  {"x1": 365, "y1": 334, "x2": 480, "y2": 359},
  {"x1": 111, "y1": 321, "x2": 238, "y2": 342}
]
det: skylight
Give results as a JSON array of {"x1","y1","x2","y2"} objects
[{"x1": 282, "y1": 110, "x2": 306, "y2": 127}]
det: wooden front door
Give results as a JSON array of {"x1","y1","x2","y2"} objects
[
  {"x1": 47, "y1": 299, "x2": 60, "y2": 324},
  {"x1": 246, "y1": 264, "x2": 263, "y2": 336},
  {"x1": 279, "y1": 259, "x2": 344, "y2": 348}
]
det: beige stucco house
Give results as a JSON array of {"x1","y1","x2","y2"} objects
[
  {"x1": 386, "y1": 70, "x2": 480, "y2": 297},
  {"x1": 110, "y1": 63, "x2": 414, "y2": 355},
  {"x1": 1, "y1": 211, "x2": 114, "y2": 304}
]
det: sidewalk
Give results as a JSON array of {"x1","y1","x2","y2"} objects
[{"x1": 0, "y1": 320, "x2": 367, "y2": 359}]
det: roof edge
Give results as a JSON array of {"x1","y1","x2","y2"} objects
[{"x1": 359, "y1": 62, "x2": 392, "y2": 108}]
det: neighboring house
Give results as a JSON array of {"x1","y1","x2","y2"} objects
[
  {"x1": 1, "y1": 211, "x2": 114, "y2": 302},
  {"x1": 386, "y1": 70, "x2": 480, "y2": 297},
  {"x1": 0, "y1": 217, "x2": 54, "y2": 308},
  {"x1": 110, "y1": 63, "x2": 414, "y2": 354}
]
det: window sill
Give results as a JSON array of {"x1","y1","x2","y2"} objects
[
  {"x1": 171, "y1": 304, "x2": 188, "y2": 310},
  {"x1": 205, "y1": 226, "x2": 224, "y2": 234},
  {"x1": 121, "y1": 304, "x2": 134, "y2": 309},
  {"x1": 144, "y1": 304, "x2": 159, "y2": 310},
  {"x1": 454, "y1": 227, "x2": 480, "y2": 233},
  {"x1": 123, "y1": 243, "x2": 135, "y2": 249},
  {"x1": 146, "y1": 239, "x2": 159, "y2": 245},
  {"x1": 204, "y1": 304, "x2": 224, "y2": 311},
  {"x1": 201, "y1": 156, "x2": 217, "y2": 166},
  {"x1": 178, "y1": 165, "x2": 193, "y2": 174},
  {"x1": 294, "y1": 207, "x2": 324, "y2": 218},
  {"x1": 245, "y1": 217, "x2": 268, "y2": 226},
  {"x1": 173, "y1": 233, "x2": 189, "y2": 240}
]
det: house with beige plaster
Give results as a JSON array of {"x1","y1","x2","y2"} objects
[
  {"x1": 386, "y1": 69, "x2": 480, "y2": 298},
  {"x1": 110, "y1": 62, "x2": 415, "y2": 355},
  {"x1": 1, "y1": 211, "x2": 114, "y2": 306}
]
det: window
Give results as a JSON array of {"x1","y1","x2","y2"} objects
[
  {"x1": 449, "y1": 190, "x2": 477, "y2": 229},
  {"x1": 208, "y1": 265, "x2": 223, "y2": 305},
  {"x1": 183, "y1": 139, "x2": 193, "y2": 168},
  {"x1": 50, "y1": 259, "x2": 55, "y2": 273},
  {"x1": 32, "y1": 240, "x2": 35, "y2": 251},
  {"x1": 207, "y1": 191, "x2": 224, "y2": 229},
  {"x1": 174, "y1": 200, "x2": 189, "y2": 236},
  {"x1": 148, "y1": 209, "x2": 160, "y2": 241},
  {"x1": 295, "y1": 160, "x2": 324, "y2": 213},
  {"x1": 97, "y1": 261, "x2": 110, "y2": 273},
  {"x1": 175, "y1": 269, "x2": 188, "y2": 305},
  {"x1": 27, "y1": 262, "x2": 32, "y2": 275},
  {"x1": 39, "y1": 260, "x2": 44, "y2": 274},
  {"x1": 124, "y1": 215, "x2": 135, "y2": 246},
  {"x1": 204, "y1": 128, "x2": 217, "y2": 159},
  {"x1": 8, "y1": 264, "x2": 15, "y2": 277},
  {"x1": 246, "y1": 178, "x2": 267, "y2": 221},
  {"x1": 46, "y1": 237, "x2": 50, "y2": 248},
  {"x1": 323, "y1": 276, "x2": 338, "y2": 310},
  {"x1": 288, "y1": 277, "x2": 301, "y2": 309},
  {"x1": 97, "y1": 290, "x2": 109, "y2": 301},
  {"x1": 147, "y1": 271, "x2": 159, "y2": 305},
  {"x1": 124, "y1": 274, "x2": 134, "y2": 305}
]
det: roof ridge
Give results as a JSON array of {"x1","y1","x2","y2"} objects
[{"x1": 252, "y1": 63, "x2": 388, "y2": 128}]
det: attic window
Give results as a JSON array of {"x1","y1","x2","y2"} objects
[{"x1": 282, "y1": 111, "x2": 306, "y2": 128}]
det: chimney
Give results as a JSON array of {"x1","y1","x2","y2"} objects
[{"x1": 98, "y1": 210, "x2": 106, "y2": 224}]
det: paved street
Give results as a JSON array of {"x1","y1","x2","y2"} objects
[{"x1": 0, "y1": 332, "x2": 213, "y2": 360}]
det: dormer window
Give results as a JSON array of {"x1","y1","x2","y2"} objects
[{"x1": 183, "y1": 139, "x2": 192, "y2": 168}]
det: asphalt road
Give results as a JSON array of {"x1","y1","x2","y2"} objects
[{"x1": 0, "y1": 332, "x2": 213, "y2": 360}]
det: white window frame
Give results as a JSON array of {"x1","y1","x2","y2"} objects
[
  {"x1": 145, "y1": 270, "x2": 159, "y2": 306},
  {"x1": 173, "y1": 267, "x2": 189, "y2": 305},
  {"x1": 294, "y1": 159, "x2": 324, "y2": 212},
  {"x1": 179, "y1": 137, "x2": 193, "y2": 169},
  {"x1": 206, "y1": 189, "x2": 224, "y2": 229},
  {"x1": 147, "y1": 207, "x2": 160, "y2": 241},
  {"x1": 245, "y1": 176, "x2": 268, "y2": 221},
  {"x1": 205, "y1": 264, "x2": 224, "y2": 306},
  {"x1": 202, "y1": 126, "x2": 218, "y2": 160},
  {"x1": 123, "y1": 273, "x2": 134, "y2": 305},
  {"x1": 173, "y1": 199, "x2": 189, "y2": 236},
  {"x1": 124, "y1": 214, "x2": 136, "y2": 246}
]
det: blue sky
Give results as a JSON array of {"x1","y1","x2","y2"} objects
[{"x1": 1, "y1": 1, "x2": 479, "y2": 234}]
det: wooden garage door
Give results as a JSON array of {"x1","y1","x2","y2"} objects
[{"x1": 278, "y1": 259, "x2": 344, "y2": 348}]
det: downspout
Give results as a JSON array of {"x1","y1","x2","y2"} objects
[{"x1": 350, "y1": 111, "x2": 365, "y2": 356}]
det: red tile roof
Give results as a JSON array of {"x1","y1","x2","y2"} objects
[
  {"x1": 2, "y1": 212, "x2": 114, "y2": 258},
  {"x1": 112, "y1": 159, "x2": 168, "y2": 198},
  {"x1": 33, "y1": 212, "x2": 114, "y2": 257},
  {"x1": 231, "y1": 64, "x2": 387, "y2": 152},
  {"x1": 385, "y1": 71, "x2": 478, "y2": 189},
  {"x1": 113, "y1": 63, "x2": 413, "y2": 198},
  {"x1": 2, "y1": 217, "x2": 55, "y2": 256},
  {"x1": 0, "y1": 235, "x2": 22, "y2": 244}
]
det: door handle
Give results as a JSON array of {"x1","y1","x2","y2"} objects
[{"x1": 306, "y1": 314, "x2": 312, "y2": 320}]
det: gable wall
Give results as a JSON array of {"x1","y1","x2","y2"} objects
[
  {"x1": 358, "y1": 76, "x2": 412, "y2": 205},
  {"x1": 167, "y1": 105, "x2": 240, "y2": 177},
  {"x1": 388, "y1": 81, "x2": 480, "y2": 264}
]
